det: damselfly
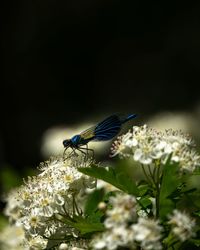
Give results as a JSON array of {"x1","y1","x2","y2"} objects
[{"x1": 63, "y1": 114, "x2": 137, "y2": 158}]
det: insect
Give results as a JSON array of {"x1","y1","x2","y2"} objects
[{"x1": 63, "y1": 114, "x2": 137, "y2": 158}]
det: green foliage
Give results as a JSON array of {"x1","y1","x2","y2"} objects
[
  {"x1": 57, "y1": 214, "x2": 104, "y2": 235},
  {"x1": 2, "y1": 148, "x2": 200, "y2": 249},
  {"x1": 84, "y1": 189, "x2": 105, "y2": 217},
  {"x1": 0, "y1": 214, "x2": 8, "y2": 231},
  {"x1": 70, "y1": 216, "x2": 104, "y2": 235},
  {"x1": 137, "y1": 183, "x2": 149, "y2": 196},
  {"x1": 138, "y1": 196, "x2": 152, "y2": 209},
  {"x1": 0, "y1": 165, "x2": 21, "y2": 192},
  {"x1": 159, "y1": 159, "x2": 180, "y2": 220},
  {"x1": 77, "y1": 154, "x2": 200, "y2": 249},
  {"x1": 194, "y1": 210, "x2": 200, "y2": 217},
  {"x1": 191, "y1": 239, "x2": 200, "y2": 247},
  {"x1": 78, "y1": 164, "x2": 139, "y2": 196},
  {"x1": 57, "y1": 189, "x2": 106, "y2": 236}
]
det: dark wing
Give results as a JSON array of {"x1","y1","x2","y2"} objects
[{"x1": 94, "y1": 115, "x2": 122, "y2": 141}]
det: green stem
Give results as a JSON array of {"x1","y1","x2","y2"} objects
[
  {"x1": 142, "y1": 164, "x2": 162, "y2": 218},
  {"x1": 62, "y1": 203, "x2": 69, "y2": 216},
  {"x1": 73, "y1": 195, "x2": 82, "y2": 215},
  {"x1": 155, "y1": 165, "x2": 161, "y2": 218},
  {"x1": 141, "y1": 164, "x2": 153, "y2": 185},
  {"x1": 62, "y1": 205, "x2": 74, "y2": 221},
  {"x1": 148, "y1": 165, "x2": 157, "y2": 188},
  {"x1": 72, "y1": 195, "x2": 76, "y2": 216},
  {"x1": 56, "y1": 213, "x2": 74, "y2": 223},
  {"x1": 168, "y1": 240, "x2": 179, "y2": 248}
]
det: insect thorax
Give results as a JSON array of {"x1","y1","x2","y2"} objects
[{"x1": 71, "y1": 135, "x2": 81, "y2": 145}]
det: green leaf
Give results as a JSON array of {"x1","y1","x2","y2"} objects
[
  {"x1": 138, "y1": 196, "x2": 152, "y2": 208},
  {"x1": 103, "y1": 191, "x2": 118, "y2": 202},
  {"x1": 192, "y1": 169, "x2": 200, "y2": 175},
  {"x1": 0, "y1": 165, "x2": 21, "y2": 191},
  {"x1": 159, "y1": 159, "x2": 180, "y2": 220},
  {"x1": 78, "y1": 164, "x2": 139, "y2": 196},
  {"x1": 182, "y1": 188, "x2": 197, "y2": 194},
  {"x1": 138, "y1": 184, "x2": 149, "y2": 196},
  {"x1": 0, "y1": 215, "x2": 8, "y2": 230},
  {"x1": 72, "y1": 216, "x2": 104, "y2": 234},
  {"x1": 190, "y1": 239, "x2": 200, "y2": 247},
  {"x1": 194, "y1": 210, "x2": 200, "y2": 217},
  {"x1": 84, "y1": 189, "x2": 104, "y2": 216},
  {"x1": 57, "y1": 214, "x2": 104, "y2": 235}
]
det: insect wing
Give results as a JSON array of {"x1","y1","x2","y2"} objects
[
  {"x1": 94, "y1": 115, "x2": 121, "y2": 141},
  {"x1": 79, "y1": 126, "x2": 96, "y2": 140}
]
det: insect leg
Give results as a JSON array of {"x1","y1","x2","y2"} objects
[
  {"x1": 86, "y1": 144, "x2": 94, "y2": 158},
  {"x1": 63, "y1": 147, "x2": 68, "y2": 158},
  {"x1": 64, "y1": 147, "x2": 77, "y2": 160},
  {"x1": 78, "y1": 145, "x2": 94, "y2": 158},
  {"x1": 76, "y1": 148, "x2": 88, "y2": 161}
]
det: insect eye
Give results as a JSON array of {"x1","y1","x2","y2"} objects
[{"x1": 63, "y1": 140, "x2": 70, "y2": 147}]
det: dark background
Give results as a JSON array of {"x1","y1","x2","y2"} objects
[{"x1": 1, "y1": 0, "x2": 200, "y2": 171}]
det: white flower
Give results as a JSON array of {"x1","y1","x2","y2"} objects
[
  {"x1": 111, "y1": 125, "x2": 200, "y2": 172},
  {"x1": 134, "y1": 147, "x2": 152, "y2": 165},
  {"x1": 24, "y1": 235, "x2": 47, "y2": 249},
  {"x1": 0, "y1": 224, "x2": 26, "y2": 250},
  {"x1": 105, "y1": 194, "x2": 137, "y2": 228},
  {"x1": 3, "y1": 187, "x2": 24, "y2": 223},
  {"x1": 57, "y1": 239, "x2": 89, "y2": 250},
  {"x1": 131, "y1": 218, "x2": 163, "y2": 250},
  {"x1": 137, "y1": 209, "x2": 149, "y2": 218},
  {"x1": 3, "y1": 156, "x2": 95, "y2": 249},
  {"x1": 129, "y1": 125, "x2": 149, "y2": 147},
  {"x1": 71, "y1": 248, "x2": 86, "y2": 250},
  {"x1": 16, "y1": 208, "x2": 46, "y2": 237},
  {"x1": 59, "y1": 243, "x2": 68, "y2": 250},
  {"x1": 91, "y1": 226, "x2": 136, "y2": 250},
  {"x1": 168, "y1": 209, "x2": 196, "y2": 241},
  {"x1": 174, "y1": 148, "x2": 200, "y2": 172},
  {"x1": 91, "y1": 193, "x2": 138, "y2": 250}
]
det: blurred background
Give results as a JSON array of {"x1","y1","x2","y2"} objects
[{"x1": 1, "y1": 0, "x2": 200, "y2": 190}]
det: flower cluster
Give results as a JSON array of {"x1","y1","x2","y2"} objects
[
  {"x1": 105, "y1": 194, "x2": 137, "y2": 228},
  {"x1": 91, "y1": 193, "x2": 162, "y2": 250},
  {"x1": 111, "y1": 125, "x2": 200, "y2": 172},
  {"x1": 0, "y1": 224, "x2": 26, "y2": 250},
  {"x1": 131, "y1": 217, "x2": 162, "y2": 250},
  {"x1": 2, "y1": 122, "x2": 199, "y2": 250},
  {"x1": 3, "y1": 156, "x2": 95, "y2": 249},
  {"x1": 168, "y1": 210, "x2": 196, "y2": 241}
]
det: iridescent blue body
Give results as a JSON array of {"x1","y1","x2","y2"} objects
[{"x1": 63, "y1": 114, "x2": 137, "y2": 157}]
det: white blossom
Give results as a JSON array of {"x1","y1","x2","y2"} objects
[
  {"x1": 3, "y1": 187, "x2": 24, "y2": 223},
  {"x1": 168, "y1": 209, "x2": 196, "y2": 241},
  {"x1": 23, "y1": 235, "x2": 48, "y2": 249},
  {"x1": 91, "y1": 193, "x2": 137, "y2": 250},
  {"x1": 59, "y1": 243, "x2": 68, "y2": 250},
  {"x1": 131, "y1": 217, "x2": 163, "y2": 250},
  {"x1": 92, "y1": 226, "x2": 136, "y2": 250},
  {"x1": 57, "y1": 239, "x2": 89, "y2": 250},
  {"x1": 111, "y1": 125, "x2": 200, "y2": 172},
  {"x1": 105, "y1": 193, "x2": 137, "y2": 228},
  {"x1": 3, "y1": 156, "x2": 95, "y2": 249},
  {"x1": 0, "y1": 224, "x2": 27, "y2": 250}
]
